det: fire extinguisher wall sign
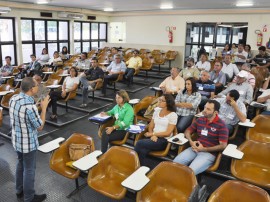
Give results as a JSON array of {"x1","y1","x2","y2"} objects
[{"x1": 255, "y1": 30, "x2": 263, "y2": 46}]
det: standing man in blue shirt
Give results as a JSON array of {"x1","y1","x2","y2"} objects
[{"x1": 9, "y1": 77, "x2": 50, "y2": 202}]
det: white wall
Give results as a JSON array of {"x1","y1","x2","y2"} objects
[{"x1": 109, "y1": 13, "x2": 270, "y2": 66}]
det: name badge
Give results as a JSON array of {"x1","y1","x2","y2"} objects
[
  {"x1": 115, "y1": 113, "x2": 119, "y2": 120},
  {"x1": 201, "y1": 129, "x2": 208, "y2": 136},
  {"x1": 171, "y1": 86, "x2": 177, "y2": 90},
  {"x1": 239, "y1": 90, "x2": 244, "y2": 95},
  {"x1": 187, "y1": 72, "x2": 191, "y2": 76},
  {"x1": 213, "y1": 79, "x2": 217, "y2": 83},
  {"x1": 228, "y1": 114, "x2": 234, "y2": 120},
  {"x1": 263, "y1": 59, "x2": 266, "y2": 64},
  {"x1": 199, "y1": 86, "x2": 203, "y2": 90}
]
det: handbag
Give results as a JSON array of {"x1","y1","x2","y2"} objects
[{"x1": 68, "y1": 143, "x2": 91, "y2": 161}]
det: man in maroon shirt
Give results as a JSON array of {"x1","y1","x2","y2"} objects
[{"x1": 173, "y1": 100, "x2": 228, "y2": 175}]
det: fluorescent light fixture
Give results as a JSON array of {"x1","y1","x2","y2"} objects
[
  {"x1": 160, "y1": 4, "x2": 173, "y2": 9},
  {"x1": 37, "y1": 0, "x2": 50, "y2": 4},
  {"x1": 104, "y1": 8, "x2": 113, "y2": 12},
  {"x1": 0, "y1": 7, "x2": 11, "y2": 13},
  {"x1": 236, "y1": 2, "x2": 254, "y2": 7}
]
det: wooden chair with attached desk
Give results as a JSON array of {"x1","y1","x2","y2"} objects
[
  {"x1": 1, "y1": 88, "x2": 20, "y2": 110},
  {"x1": 208, "y1": 180, "x2": 270, "y2": 202},
  {"x1": 87, "y1": 146, "x2": 140, "y2": 200},
  {"x1": 50, "y1": 133, "x2": 95, "y2": 198},
  {"x1": 139, "y1": 57, "x2": 153, "y2": 80},
  {"x1": 165, "y1": 50, "x2": 178, "y2": 69},
  {"x1": 133, "y1": 95, "x2": 156, "y2": 124},
  {"x1": 136, "y1": 161, "x2": 198, "y2": 202}
]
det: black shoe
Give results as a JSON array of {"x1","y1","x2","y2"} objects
[
  {"x1": 31, "y1": 194, "x2": 47, "y2": 202},
  {"x1": 16, "y1": 191, "x2": 23, "y2": 198}
]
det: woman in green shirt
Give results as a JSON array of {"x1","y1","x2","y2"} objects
[{"x1": 100, "y1": 90, "x2": 134, "y2": 153}]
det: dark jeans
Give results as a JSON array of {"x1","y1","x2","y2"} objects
[
  {"x1": 125, "y1": 68, "x2": 135, "y2": 83},
  {"x1": 16, "y1": 150, "x2": 37, "y2": 202},
  {"x1": 177, "y1": 115, "x2": 194, "y2": 133},
  {"x1": 102, "y1": 74, "x2": 118, "y2": 94},
  {"x1": 101, "y1": 129, "x2": 127, "y2": 153},
  {"x1": 134, "y1": 137, "x2": 167, "y2": 165},
  {"x1": 226, "y1": 124, "x2": 234, "y2": 136},
  {"x1": 49, "y1": 90, "x2": 68, "y2": 115}
]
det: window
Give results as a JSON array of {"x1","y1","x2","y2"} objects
[
  {"x1": 74, "y1": 21, "x2": 107, "y2": 54},
  {"x1": 0, "y1": 17, "x2": 16, "y2": 66},
  {"x1": 21, "y1": 18, "x2": 70, "y2": 63},
  {"x1": 185, "y1": 22, "x2": 248, "y2": 60}
]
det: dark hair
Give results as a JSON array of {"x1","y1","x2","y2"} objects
[
  {"x1": 183, "y1": 77, "x2": 197, "y2": 94},
  {"x1": 238, "y1": 44, "x2": 244, "y2": 48},
  {"x1": 224, "y1": 43, "x2": 231, "y2": 51},
  {"x1": 5, "y1": 56, "x2": 11, "y2": 60},
  {"x1": 21, "y1": 77, "x2": 36, "y2": 93},
  {"x1": 69, "y1": 67, "x2": 78, "y2": 77},
  {"x1": 62, "y1": 46, "x2": 68, "y2": 54},
  {"x1": 207, "y1": 100, "x2": 220, "y2": 112},
  {"x1": 30, "y1": 54, "x2": 36, "y2": 58},
  {"x1": 91, "y1": 57, "x2": 98, "y2": 63},
  {"x1": 81, "y1": 52, "x2": 88, "y2": 58},
  {"x1": 245, "y1": 44, "x2": 251, "y2": 52},
  {"x1": 186, "y1": 57, "x2": 195, "y2": 63},
  {"x1": 232, "y1": 43, "x2": 237, "y2": 48},
  {"x1": 116, "y1": 89, "x2": 130, "y2": 103},
  {"x1": 215, "y1": 60, "x2": 223, "y2": 67},
  {"x1": 228, "y1": 90, "x2": 240, "y2": 101},
  {"x1": 33, "y1": 71, "x2": 43, "y2": 78},
  {"x1": 259, "y1": 46, "x2": 266, "y2": 52},
  {"x1": 133, "y1": 50, "x2": 139, "y2": 54},
  {"x1": 163, "y1": 94, "x2": 176, "y2": 112},
  {"x1": 42, "y1": 48, "x2": 48, "y2": 55},
  {"x1": 53, "y1": 51, "x2": 59, "y2": 55}
]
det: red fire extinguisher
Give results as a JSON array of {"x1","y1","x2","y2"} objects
[
  {"x1": 257, "y1": 32, "x2": 263, "y2": 46},
  {"x1": 168, "y1": 28, "x2": 173, "y2": 43}
]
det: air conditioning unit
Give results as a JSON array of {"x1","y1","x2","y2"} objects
[
  {"x1": 0, "y1": 7, "x2": 11, "y2": 14},
  {"x1": 58, "y1": 12, "x2": 84, "y2": 19}
]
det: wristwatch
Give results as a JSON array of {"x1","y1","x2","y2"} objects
[{"x1": 113, "y1": 126, "x2": 116, "y2": 130}]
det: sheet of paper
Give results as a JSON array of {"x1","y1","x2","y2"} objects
[{"x1": 130, "y1": 125, "x2": 141, "y2": 131}]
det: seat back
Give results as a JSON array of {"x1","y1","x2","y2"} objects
[
  {"x1": 1, "y1": 88, "x2": 20, "y2": 109},
  {"x1": 140, "y1": 58, "x2": 152, "y2": 71},
  {"x1": 44, "y1": 78, "x2": 59, "y2": 86},
  {"x1": 165, "y1": 50, "x2": 177, "y2": 60},
  {"x1": 231, "y1": 140, "x2": 270, "y2": 189},
  {"x1": 87, "y1": 146, "x2": 140, "y2": 199},
  {"x1": 246, "y1": 114, "x2": 270, "y2": 143},
  {"x1": 50, "y1": 133, "x2": 95, "y2": 179},
  {"x1": 133, "y1": 95, "x2": 156, "y2": 124},
  {"x1": 137, "y1": 161, "x2": 197, "y2": 202},
  {"x1": 208, "y1": 180, "x2": 270, "y2": 202},
  {"x1": 0, "y1": 84, "x2": 11, "y2": 91}
]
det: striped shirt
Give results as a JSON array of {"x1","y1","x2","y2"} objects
[
  {"x1": 9, "y1": 92, "x2": 43, "y2": 153},
  {"x1": 188, "y1": 115, "x2": 228, "y2": 154},
  {"x1": 175, "y1": 90, "x2": 201, "y2": 116},
  {"x1": 215, "y1": 98, "x2": 247, "y2": 125},
  {"x1": 196, "y1": 79, "x2": 215, "y2": 98}
]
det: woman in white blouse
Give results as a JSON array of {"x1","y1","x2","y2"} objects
[
  {"x1": 195, "y1": 53, "x2": 211, "y2": 72},
  {"x1": 38, "y1": 48, "x2": 50, "y2": 66},
  {"x1": 134, "y1": 94, "x2": 177, "y2": 164},
  {"x1": 49, "y1": 67, "x2": 79, "y2": 119}
]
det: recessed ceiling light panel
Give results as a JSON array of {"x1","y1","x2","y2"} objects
[
  {"x1": 104, "y1": 8, "x2": 114, "y2": 12},
  {"x1": 160, "y1": 4, "x2": 173, "y2": 9}
]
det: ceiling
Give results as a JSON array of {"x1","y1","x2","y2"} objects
[{"x1": 5, "y1": 0, "x2": 270, "y2": 12}]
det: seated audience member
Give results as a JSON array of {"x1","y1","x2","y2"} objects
[
  {"x1": 231, "y1": 63, "x2": 255, "y2": 89},
  {"x1": 195, "y1": 53, "x2": 211, "y2": 72},
  {"x1": 37, "y1": 48, "x2": 50, "y2": 66},
  {"x1": 221, "y1": 43, "x2": 232, "y2": 58},
  {"x1": 135, "y1": 94, "x2": 177, "y2": 165},
  {"x1": 47, "y1": 51, "x2": 63, "y2": 71},
  {"x1": 125, "y1": 50, "x2": 142, "y2": 85},
  {"x1": 0, "y1": 56, "x2": 14, "y2": 84},
  {"x1": 60, "y1": 46, "x2": 69, "y2": 60},
  {"x1": 233, "y1": 44, "x2": 248, "y2": 63},
  {"x1": 209, "y1": 61, "x2": 226, "y2": 94},
  {"x1": 179, "y1": 57, "x2": 200, "y2": 80},
  {"x1": 257, "y1": 88, "x2": 270, "y2": 115},
  {"x1": 159, "y1": 67, "x2": 185, "y2": 95},
  {"x1": 222, "y1": 54, "x2": 239, "y2": 81},
  {"x1": 23, "y1": 54, "x2": 42, "y2": 76},
  {"x1": 196, "y1": 71, "x2": 215, "y2": 111},
  {"x1": 33, "y1": 72, "x2": 50, "y2": 104},
  {"x1": 215, "y1": 90, "x2": 246, "y2": 135},
  {"x1": 101, "y1": 90, "x2": 134, "y2": 153},
  {"x1": 79, "y1": 58, "x2": 104, "y2": 107},
  {"x1": 101, "y1": 54, "x2": 126, "y2": 96},
  {"x1": 231, "y1": 43, "x2": 238, "y2": 53},
  {"x1": 175, "y1": 77, "x2": 201, "y2": 133},
  {"x1": 245, "y1": 44, "x2": 252, "y2": 60},
  {"x1": 218, "y1": 70, "x2": 253, "y2": 104},
  {"x1": 49, "y1": 67, "x2": 79, "y2": 120},
  {"x1": 75, "y1": 52, "x2": 91, "y2": 70},
  {"x1": 252, "y1": 46, "x2": 270, "y2": 67},
  {"x1": 173, "y1": 100, "x2": 228, "y2": 175}
]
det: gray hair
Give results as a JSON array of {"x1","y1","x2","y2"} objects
[
  {"x1": 21, "y1": 77, "x2": 36, "y2": 93},
  {"x1": 171, "y1": 67, "x2": 180, "y2": 72}
]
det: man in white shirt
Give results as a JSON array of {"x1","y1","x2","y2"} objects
[
  {"x1": 257, "y1": 88, "x2": 270, "y2": 115},
  {"x1": 222, "y1": 54, "x2": 239, "y2": 81},
  {"x1": 234, "y1": 44, "x2": 248, "y2": 63},
  {"x1": 159, "y1": 67, "x2": 185, "y2": 95},
  {"x1": 75, "y1": 52, "x2": 91, "y2": 70},
  {"x1": 47, "y1": 51, "x2": 63, "y2": 71}
]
